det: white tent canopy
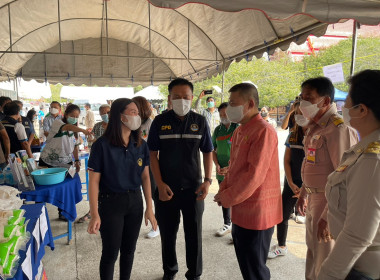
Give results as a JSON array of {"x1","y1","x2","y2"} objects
[
  {"x1": 60, "y1": 86, "x2": 134, "y2": 104},
  {"x1": 0, "y1": 79, "x2": 51, "y2": 99},
  {"x1": 134, "y1": 86, "x2": 164, "y2": 101},
  {"x1": 0, "y1": 0, "x2": 379, "y2": 86}
]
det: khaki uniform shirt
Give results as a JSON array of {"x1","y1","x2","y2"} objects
[
  {"x1": 318, "y1": 129, "x2": 380, "y2": 280},
  {"x1": 301, "y1": 104, "x2": 358, "y2": 191},
  {"x1": 85, "y1": 110, "x2": 95, "y2": 130}
]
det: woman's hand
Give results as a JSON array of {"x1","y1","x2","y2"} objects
[
  {"x1": 82, "y1": 129, "x2": 92, "y2": 136},
  {"x1": 219, "y1": 166, "x2": 229, "y2": 175},
  {"x1": 87, "y1": 214, "x2": 101, "y2": 234},
  {"x1": 75, "y1": 161, "x2": 81, "y2": 173},
  {"x1": 145, "y1": 208, "x2": 157, "y2": 231},
  {"x1": 216, "y1": 164, "x2": 221, "y2": 175},
  {"x1": 317, "y1": 218, "x2": 333, "y2": 243},
  {"x1": 290, "y1": 182, "x2": 301, "y2": 196}
]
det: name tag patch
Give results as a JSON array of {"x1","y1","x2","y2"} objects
[
  {"x1": 307, "y1": 148, "x2": 316, "y2": 164},
  {"x1": 161, "y1": 125, "x2": 171, "y2": 130}
]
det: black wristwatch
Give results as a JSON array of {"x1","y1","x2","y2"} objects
[{"x1": 204, "y1": 178, "x2": 213, "y2": 185}]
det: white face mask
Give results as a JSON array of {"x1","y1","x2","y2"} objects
[
  {"x1": 294, "y1": 114, "x2": 310, "y2": 127},
  {"x1": 342, "y1": 105, "x2": 360, "y2": 127},
  {"x1": 220, "y1": 117, "x2": 231, "y2": 125},
  {"x1": 122, "y1": 114, "x2": 141, "y2": 131},
  {"x1": 299, "y1": 98, "x2": 324, "y2": 119},
  {"x1": 172, "y1": 99, "x2": 191, "y2": 116},
  {"x1": 226, "y1": 105, "x2": 246, "y2": 123},
  {"x1": 50, "y1": 108, "x2": 59, "y2": 115}
]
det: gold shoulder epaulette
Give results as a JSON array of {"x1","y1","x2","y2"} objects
[
  {"x1": 331, "y1": 115, "x2": 344, "y2": 126},
  {"x1": 364, "y1": 141, "x2": 380, "y2": 154}
]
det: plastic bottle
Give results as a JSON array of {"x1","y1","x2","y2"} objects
[
  {"x1": 0, "y1": 168, "x2": 4, "y2": 185},
  {"x1": 4, "y1": 167, "x2": 14, "y2": 186}
]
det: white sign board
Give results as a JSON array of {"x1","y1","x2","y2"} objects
[{"x1": 323, "y1": 63, "x2": 345, "y2": 84}]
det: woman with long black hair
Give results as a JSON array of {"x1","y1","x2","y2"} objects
[{"x1": 87, "y1": 98, "x2": 157, "y2": 280}]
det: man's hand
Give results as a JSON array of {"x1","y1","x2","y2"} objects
[
  {"x1": 219, "y1": 166, "x2": 229, "y2": 175},
  {"x1": 199, "y1": 90, "x2": 205, "y2": 99},
  {"x1": 87, "y1": 214, "x2": 101, "y2": 235},
  {"x1": 158, "y1": 183, "x2": 174, "y2": 201},
  {"x1": 290, "y1": 182, "x2": 301, "y2": 196},
  {"x1": 214, "y1": 192, "x2": 222, "y2": 206},
  {"x1": 216, "y1": 164, "x2": 221, "y2": 175},
  {"x1": 296, "y1": 195, "x2": 308, "y2": 216},
  {"x1": 317, "y1": 218, "x2": 332, "y2": 243},
  {"x1": 195, "y1": 182, "x2": 210, "y2": 201}
]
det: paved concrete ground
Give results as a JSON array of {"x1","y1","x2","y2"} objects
[{"x1": 41, "y1": 129, "x2": 307, "y2": 280}]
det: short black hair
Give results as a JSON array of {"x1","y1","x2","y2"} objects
[
  {"x1": 218, "y1": 102, "x2": 228, "y2": 111},
  {"x1": 348, "y1": 69, "x2": 380, "y2": 121},
  {"x1": 229, "y1": 83, "x2": 259, "y2": 108},
  {"x1": 0, "y1": 96, "x2": 12, "y2": 107},
  {"x1": 13, "y1": 100, "x2": 22, "y2": 107},
  {"x1": 206, "y1": 96, "x2": 214, "y2": 102},
  {"x1": 168, "y1": 78, "x2": 193, "y2": 94},
  {"x1": 51, "y1": 101, "x2": 61, "y2": 108},
  {"x1": 301, "y1": 77, "x2": 334, "y2": 102},
  {"x1": 85, "y1": 103, "x2": 91, "y2": 108},
  {"x1": 4, "y1": 101, "x2": 20, "y2": 116}
]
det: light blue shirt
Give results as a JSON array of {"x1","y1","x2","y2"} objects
[{"x1": 43, "y1": 114, "x2": 62, "y2": 133}]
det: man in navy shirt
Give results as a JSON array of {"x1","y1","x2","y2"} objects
[{"x1": 148, "y1": 78, "x2": 213, "y2": 280}]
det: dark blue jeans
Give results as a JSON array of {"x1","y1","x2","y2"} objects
[{"x1": 98, "y1": 190, "x2": 143, "y2": 280}]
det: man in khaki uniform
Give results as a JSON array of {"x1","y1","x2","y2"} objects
[
  {"x1": 296, "y1": 77, "x2": 358, "y2": 280},
  {"x1": 84, "y1": 103, "x2": 95, "y2": 131}
]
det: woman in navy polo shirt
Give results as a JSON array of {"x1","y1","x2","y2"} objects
[{"x1": 87, "y1": 98, "x2": 157, "y2": 280}]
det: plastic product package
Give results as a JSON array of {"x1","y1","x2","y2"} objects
[
  {"x1": 0, "y1": 238, "x2": 12, "y2": 267},
  {"x1": 0, "y1": 209, "x2": 25, "y2": 220},
  {"x1": 0, "y1": 188, "x2": 23, "y2": 211},
  {"x1": 2, "y1": 253, "x2": 20, "y2": 278}
]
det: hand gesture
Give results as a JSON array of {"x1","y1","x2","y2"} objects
[
  {"x1": 145, "y1": 208, "x2": 158, "y2": 231},
  {"x1": 214, "y1": 192, "x2": 222, "y2": 206},
  {"x1": 317, "y1": 218, "x2": 332, "y2": 243},
  {"x1": 87, "y1": 214, "x2": 101, "y2": 234},
  {"x1": 199, "y1": 91, "x2": 205, "y2": 99},
  {"x1": 158, "y1": 183, "x2": 174, "y2": 201},
  {"x1": 296, "y1": 195, "x2": 308, "y2": 216},
  {"x1": 195, "y1": 182, "x2": 210, "y2": 201},
  {"x1": 219, "y1": 166, "x2": 229, "y2": 175},
  {"x1": 82, "y1": 129, "x2": 93, "y2": 136}
]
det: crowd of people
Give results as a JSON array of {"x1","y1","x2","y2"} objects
[
  {"x1": 82, "y1": 69, "x2": 378, "y2": 280},
  {"x1": 0, "y1": 69, "x2": 379, "y2": 280}
]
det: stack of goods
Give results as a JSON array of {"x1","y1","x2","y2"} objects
[
  {"x1": 7, "y1": 152, "x2": 36, "y2": 191},
  {"x1": 0, "y1": 187, "x2": 29, "y2": 279}
]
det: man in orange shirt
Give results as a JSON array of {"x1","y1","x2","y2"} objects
[{"x1": 214, "y1": 83, "x2": 282, "y2": 280}]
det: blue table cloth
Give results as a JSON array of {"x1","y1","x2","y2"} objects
[
  {"x1": 12, "y1": 204, "x2": 54, "y2": 280},
  {"x1": 20, "y1": 174, "x2": 83, "y2": 222}
]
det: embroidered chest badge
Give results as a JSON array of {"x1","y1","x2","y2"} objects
[
  {"x1": 137, "y1": 158, "x2": 143, "y2": 167},
  {"x1": 336, "y1": 165, "x2": 348, "y2": 172},
  {"x1": 161, "y1": 125, "x2": 172, "y2": 130},
  {"x1": 190, "y1": 124, "x2": 199, "y2": 132}
]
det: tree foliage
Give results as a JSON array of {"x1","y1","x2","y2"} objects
[{"x1": 157, "y1": 37, "x2": 380, "y2": 109}]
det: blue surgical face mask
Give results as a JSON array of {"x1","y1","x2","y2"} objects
[
  {"x1": 67, "y1": 117, "x2": 78, "y2": 125},
  {"x1": 207, "y1": 101, "x2": 215, "y2": 108},
  {"x1": 101, "y1": 114, "x2": 109, "y2": 123}
]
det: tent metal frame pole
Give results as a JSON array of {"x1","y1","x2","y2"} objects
[
  {"x1": 221, "y1": 59, "x2": 226, "y2": 102},
  {"x1": 149, "y1": 3, "x2": 154, "y2": 84},
  {"x1": 8, "y1": 4, "x2": 12, "y2": 52},
  {"x1": 105, "y1": 0, "x2": 109, "y2": 56},
  {"x1": 188, "y1": 19, "x2": 190, "y2": 60},
  {"x1": 350, "y1": 21, "x2": 359, "y2": 76},
  {"x1": 0, "y1": 50, "x2": 221, "y2": 62},
  {"x1": 57, "y1": 0, "x2": 62, "y2": 53}
]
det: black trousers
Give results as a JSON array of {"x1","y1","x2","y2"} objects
[
  {"x1": 218, "y1": 180, "x2": 231, "y2": 225},
  {"x1": 277, "y1": 178, "x2": 302, "y2": 246},
  {"x1": 232, "y1": 224, "x2": 274, "y2": 280},
  {"x1": 155, "y1": 188, "x2": 204, "y2": 280},
  {"x1": 98, "y1": 191, "x2": 143, "y2": 280}
]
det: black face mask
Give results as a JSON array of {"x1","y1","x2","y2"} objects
[{"x1": 261, "y1": 112, "x2": 268, "y2": 118}]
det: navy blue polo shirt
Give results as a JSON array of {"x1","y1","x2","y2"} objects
[
  {"x1": 148, "y1": 110, "x2": 213, "y2": 191},
  {"x1": 88, "y1": 136, "x2": 150, "y2": 193},
  {"x1": 21, "y1": 116, "x2": 35, "y2": 139}
]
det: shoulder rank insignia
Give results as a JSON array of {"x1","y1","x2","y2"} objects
[
  {"x1": 331, "y1": 115, "x2": 344, "y2": 127},
  {"x1": 364, "y1": 141, "x2": 380, "y2": 154}
]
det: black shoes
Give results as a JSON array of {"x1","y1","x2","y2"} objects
[{"x1": 162, "y1": 274, "x2": 176, "y2": 280}]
